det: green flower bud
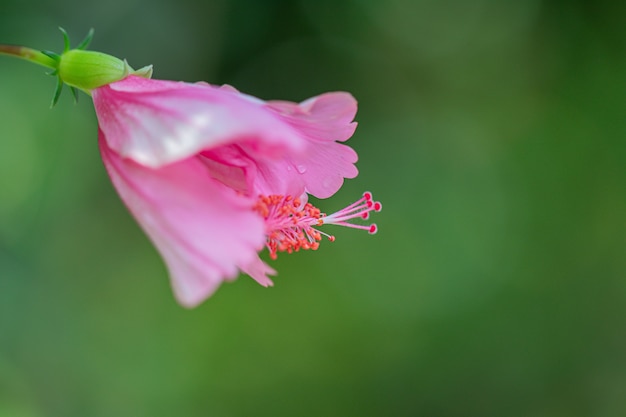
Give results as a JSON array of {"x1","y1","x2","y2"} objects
[
  {"x1": 0, "y1": 28, "x2": 152, "y2": 105},
  {"x1": 58, "y1": 49, "x2": 129, "y2": 91}
]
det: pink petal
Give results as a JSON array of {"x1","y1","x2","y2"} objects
[
  {"x1": 240, "y1": 256, "x2": 276, "y2": 287},
  {"x1": 99, "y1": 131, "x2": 266, "y2": 308},
  {"x1": 93, "y1": 76, "x2": 305, "y2": 169},
  {"x1": 267, "y1": 92, "x2": 358, "y2": 143},
  {"x1": 201, "y1": 134, "x2": 358, "y2": 200},
  {"x1": 199, "y1": 144, "x2": 304, "y2": 198},
  {"x1": 264, "y1": 92, "x2": 360, "y2": 198},
  {"x1": 286, "y1": 141, "x2": 358, "y2": 199},
  {"x1": 196, "y1": 93, "x2": 360, "y2": 199}
]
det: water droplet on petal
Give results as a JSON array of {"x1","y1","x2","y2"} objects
[{"x1": 296, "y1": 164, "x2": 307, "y2": 174}]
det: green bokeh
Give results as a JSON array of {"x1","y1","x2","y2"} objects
[{"x1": 1, "y1": 1, "x2": 625, "y2": 416}]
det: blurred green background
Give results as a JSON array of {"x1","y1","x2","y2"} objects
[{"x1": 1, "y1": 0, "x2": 625, "y2": 416}]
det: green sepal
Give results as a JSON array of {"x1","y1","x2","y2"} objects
[
  {"x1": 132, "y1": 64, "x2": 153, "y2": 79},
  {"x1": 59, "y1": 27, "x2": 70, "y2": 53},
  {"x1": 51, "y1": 76, "x2": 63, "y2": 108},
  {"x1": 76, "y1": 28, "x2": 95, "y2": 50},
  {"x1": 59, "y1": 49, "x2": 127, "y2": 91},
  {"x1": 41, "y1": 50, "x2": 61, "y2": 62},
  {"x1": 70, "y1": 86, "x2": 79, "y2": 103}
]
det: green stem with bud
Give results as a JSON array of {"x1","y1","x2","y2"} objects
[{"x1": 0, "y1": 28, "x2": 152, "y2": 106}]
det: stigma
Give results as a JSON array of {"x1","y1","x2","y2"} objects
[{"x1": 253, "y1": 192, "x2": 382, "y2": 260}]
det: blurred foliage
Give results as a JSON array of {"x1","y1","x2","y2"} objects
[{"x1": 1, "y1": 0, "x2": 625, "y2": 416}]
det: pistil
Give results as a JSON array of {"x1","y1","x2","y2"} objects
[{"x1": 254, "y1": 192, "x2": 382, "y2": 260}]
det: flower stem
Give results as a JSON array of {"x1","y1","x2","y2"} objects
[{"x1": 0, "y1": 44, "x2": 58, "y2": 69}]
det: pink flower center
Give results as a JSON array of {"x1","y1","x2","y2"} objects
[{"x1": 253, "y1": 192, "x2": 382, "y2": 260}]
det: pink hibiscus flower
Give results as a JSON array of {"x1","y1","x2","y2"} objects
[{"x1": 93, "y1": 75, "x2": 381, "y2": 307}]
